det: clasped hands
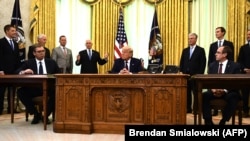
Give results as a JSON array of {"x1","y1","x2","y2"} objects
[
  {"x1": 119, "y1": 68, "x2": 131, "y2": 74},
  {"x1": 211, "y1": 89, "x2": 226, "y2": 97}
]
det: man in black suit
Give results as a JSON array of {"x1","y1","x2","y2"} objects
[
  {"x1": 179, "y1": 33, "x2": 206, "y2": 113},
  {"x1": 208, "y1": 27, "x2": 235, "y2": 116},
  {"x1": 203, "y1": 46, "x2": 241, "y2": 125},
  {"x1": 0, "y1": 24, "x2": 22, "y2": 115},
  {"x1": 237, "y1": 29, "x2": 250, "y2": 118},
  {"x1": 111, "y1": 46, "x2": 142, "y2": 74},
  {"x1": 16, "y1": 45, "x2": 60, "y2": 124},
  {"x1": 28, "y1": 34, "x2": 51, "y2": 59},
  {"x1": 75, "y1": 39, "x2": 109, "y2": 73}
]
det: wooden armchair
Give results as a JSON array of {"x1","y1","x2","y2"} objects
[{"x1": 209, "y1": 99, "x2": 243, "y2": 125}]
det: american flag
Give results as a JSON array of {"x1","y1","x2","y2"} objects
[{"x1": 114, "y1": 8, "x2": 128, "y2": 59}]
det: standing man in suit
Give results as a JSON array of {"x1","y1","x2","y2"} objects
[
  {"x1": 208, "y1": 27, "x2": 234, "y2": 65},
  {"x1": 0, "y1": 24, "x2": 22, "y2": 115},
  {"x1": 51, "y1": 35, "x2": 73, "y2": 73},
  {"x1": 16, "y1": 45, "x2": 60, "y2": 124},
  {"x1": 203, "y1": 46, "x2": 241, "y2": 125},
  {"x1": 28, "y1": 34, "x2": 51, "y2": 59},
  {"x1": 237, "y1": 29, "x2": 250, "y2": 118},
  {"x1": 208, "y1": 26, "x2": 235, "y2": 116},
  {"x1": 111, "y1": 46, "x2": 142, "y2": 74},
  {"x1": 75, "y1": 39, "x2": 109, "y2": 73},
  {"x1": 179, "y1": 33, "x2": 206, "y2": 113}
]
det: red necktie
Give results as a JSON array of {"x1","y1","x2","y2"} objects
[{"x1": 125, "y1": 61, "x2": 128, "y2": 70}]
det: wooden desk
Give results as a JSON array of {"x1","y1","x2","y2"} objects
[
  {"x1": 192, "y1": 74, "x2": 250, "y2": 125},
  {"x1": 53, "y1": 74, "x2": 189, "y2": 134},
  {"x1": 0, "y1": 75, "x2": 55, "y2": 130}
]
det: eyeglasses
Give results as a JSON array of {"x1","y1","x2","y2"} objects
[
  {"x1": 216, "y1": 51, "x2": 224, "y2": 54},
  {"x1": 35, "y1": 50, "x2": 45, "y2": 53}
]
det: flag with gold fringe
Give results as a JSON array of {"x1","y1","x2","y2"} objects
[
  {"x1": 29, "y1": 0, "x2": 39, "y2": 42},
  {"x1": 11, "y1": 0, "x2": 26, "y2": 63},
  {"x1": 148, "y1": 9, "x2": 163, "y2": 67}
]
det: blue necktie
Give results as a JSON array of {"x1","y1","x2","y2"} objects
[
  {"x1": 39, "y1": 62, "x2": 44, "y2": 74},
  {"x1": 88, "y1": 49, "x2": 92, "y2": 60},
  {"x1": 10, "y1": 40, "x2": 14, "y2": 50}
]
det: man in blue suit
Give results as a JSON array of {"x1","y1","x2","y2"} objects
[
  {"x1": 111, "y1": 46, "x2": 142, "y2": 74},
  {"x1": 203, "y1": 46, "x2": 241, "y2": 125},
  {"x1": 75, "y1": 39, "x2": 109, "y2": 74},
  {"x1": 179, "y1": 33, "x2": 206, "y2": 113}
]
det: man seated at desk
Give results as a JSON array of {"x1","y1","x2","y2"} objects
[
  {"x1": 111, "y1": 46, "x2": 142, "y2": 74},
  {"x1": 16, "y1": 45, "x2": 60, "y2": 124},
  {"x1": 202, "y1": 46, "x2": 241, "y2": 125}
]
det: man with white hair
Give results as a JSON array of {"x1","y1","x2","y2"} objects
[{"x1": 28, "y1": 34, "x2": 51, "y2": 59}]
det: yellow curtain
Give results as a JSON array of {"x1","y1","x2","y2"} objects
[
  {"x1": 157, "y1": 0, "x2": 189, "y2": 65},
  {"x1": 91, "y1": 0, "x2": 120, "y2": 73},
  {"x1": 227, "y1": 0, "x2": 247, "y2": 60},
  {"x1": 29, "y1": 0, "x2": 56, "y2": 52}
]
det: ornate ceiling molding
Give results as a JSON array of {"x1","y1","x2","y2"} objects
[
  {"x1": 112, "y1": 0, "x2": 134, "y2": 6},
  {"x1": 144, "y1": 0, "x2": 165, "y2": 5},
  {"x1": 82, "y1": 0, "x2": 101, "y2": 5}
]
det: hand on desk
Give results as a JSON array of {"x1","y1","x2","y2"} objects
[
  {"x1": 0, "y1": 71, "x2": 4, "y2": 75},
  {"x1": 20, "y1": 69, "x2": 34, "y2": 74},
  {"x1": 244, "y1": 68, "x2": 250, "y2": 74}
]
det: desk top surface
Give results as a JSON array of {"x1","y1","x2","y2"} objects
[
  {"x1": 0, "y1": 74, "x2": 55, "y2": 79},
  {"x1": 192, "y1": 74, "x2": 250, "y2": 80}
]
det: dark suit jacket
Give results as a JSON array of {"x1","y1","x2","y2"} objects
[
  {"x1": 207, "y1": 60, "x2": 241, "y2": 93},
  {"x1": 179, "y1": 45, "x2": 206, "y2": 75},
  {"x1": 237, "y1": 43, "x2": 250, "y2": 72},
  {"x1": 111, "y1": 57, "x2": 142, "y2": 73},
  {"x1": 208, "y1": 60, "x2": 241, "y2": 74},
  {"x1": 208, "y1": 40, "x2": 234, "y2": 65},
  {"x1": 0, "y1": 37, "x2": 21, "y2": 74},
  {"x1": 16, "y1": 58, "x2": 60, "y2": 74},
  {"x1": 75, "y1": 49, "x2": 107, "y2": 73},
  {"x1": 28, "y1": 45, "x2": 51, "y2": 59}
]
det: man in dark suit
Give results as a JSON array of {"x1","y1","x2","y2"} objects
[
  {"x1": 28, "y1": 34, "x2": 51, "y2": 59},
  {"x1": 75, "y1": 39, "x2": 109, "y2": 73},
  {"x1": 111, "y1": 46, "x2": 142, "y2": 74},
  {"x1": 208, "y1": 27, "x2": 234, "y2": 65},
  {"x1": 179, "y1": 33, "x2": 206, "y2": 113},
  {"x1": 16, "y1": 45, "x2": 60, "y2": 124},
  {"x1": 0, "y1": 24, "x2": 22, "y2": 115},
  {"x1": 237, "y1": 29, "x2": 250, "y2": 118},
  {"x1": 203, "y1": 46, "x2": 241, "y2": 125},
  {"x1": 208, "y1": 27, "x2": 235, "y2": 116}
]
